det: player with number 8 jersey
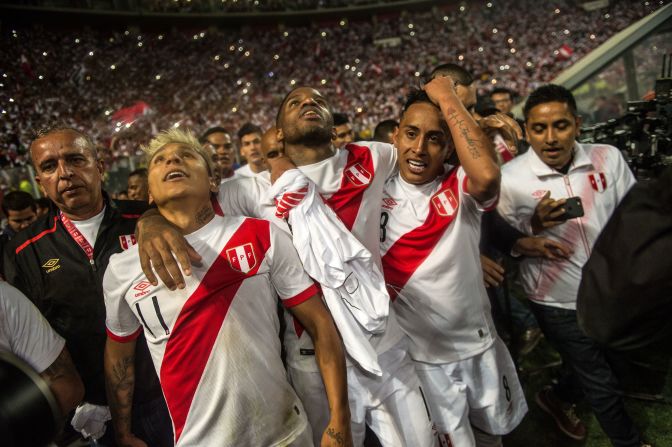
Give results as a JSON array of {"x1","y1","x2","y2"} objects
[
  {"x1": 380, "y1": 79, "x2": 527, "y2": 446},
  {"x1": 103, "y1": 129, "x2": 351, "y2": 447}
]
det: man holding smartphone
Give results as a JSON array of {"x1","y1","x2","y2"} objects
[{"x1": 497, "y1": 85, "x2": 648, "y2": 447}]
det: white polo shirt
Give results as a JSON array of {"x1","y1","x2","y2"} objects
[{"x1": 497, "y1": 142, "x2": 635, "y2": 309}]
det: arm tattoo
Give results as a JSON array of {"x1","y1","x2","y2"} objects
[
  {"x1": 326, "y1": 427, "x2": 345, "y2": 445},
  {"x1": 107, "y1": 355, "x2": 135, "y2": 436},
  {"x1": 196, "y1": 205, "x2": 215, "y2": 225},
  {"x1": 445, "y1": 108, "x2": 483, "y2": 160},
  {"x1": 41, "y1": 348, "x2": 76, "y2": 383}
]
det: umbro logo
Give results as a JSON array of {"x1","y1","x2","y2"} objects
[
  {"x1": 133, "y1": 280, "x2": 153, "y2": 298},
  {"x1": 382, "y1": 197, "x2": 398, "y2": 210},
  {"x1": 42, "y1": 258, "x2": 61, "y2": 273}
]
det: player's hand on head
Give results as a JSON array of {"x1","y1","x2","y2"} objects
[
  {"x1": 423, "y1": 75, "x2": 458, "y2": 106},
  {"x1": 137, "y1": 209, "x2": 201, "y2": 290},
  {"x1": 321, "y1": 420, "x2": 353, "y2": 447},
  {"x1": 480, "y1": 254, "x2": 505, "y2": 288},
  {"x1": 530, "y1": 191, "x2": 567, "y2": 235}
]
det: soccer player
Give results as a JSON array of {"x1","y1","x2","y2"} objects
[
  {"x1": 380, "y1": 77, "x2": 527, "y2": 446},
  {"x1": 103, "y1": 129, "x2": 351, "y2": 447},
  {"x1": 136, "y1": 88, "x2": 436, "y2": 446},
  {"x1": 235, "y1": 122, "x2": 268, "y2": 177}
]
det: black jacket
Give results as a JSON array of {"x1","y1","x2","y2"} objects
[{"x1": 4, "y1": 194, "x2": 161, "y2": 405}]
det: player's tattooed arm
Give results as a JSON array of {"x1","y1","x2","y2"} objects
[
  {"x1": 39, "y1": 347, "x2": 84, "y2": 415},
  {"x1": 104, "y1": 338, "x2": 147, "y2": 447},
  {"x1": 325, "y1": 427, "x2": 348, "y2": 446},
  {"x1": 424, "y1": 75, "x2": 500, "y2": 203}
]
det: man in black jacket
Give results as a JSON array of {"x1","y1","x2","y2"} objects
[{"x1": 3, "y1": 126, "x2": 171, "y2": 447}]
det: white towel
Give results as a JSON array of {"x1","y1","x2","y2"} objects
[
  {"x1": 267, "y1": 169, "x2": 390, "y2": 376},
  {"x1": 71, "y1": 403, "x2": 111, "y2": 441}
]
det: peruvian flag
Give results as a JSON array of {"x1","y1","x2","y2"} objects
[
  {"x1": 345, "y1": 163, "x2": 372, "y2": 186},
  {"x1": 226, "y1": 243, "x2": 257, "y2": 273},
  {"x1": 557, "y1": 44, "x2": 574, "y2": 61},
  {"x1": 588, "y1": 173, "x2": 607, "y2": 192},
  {"x1": 111, "y1": 101, "x2": 151, "y2": 125},
  {"x1": 431, "y1": 190, "x2": 459, "y2": 217}
]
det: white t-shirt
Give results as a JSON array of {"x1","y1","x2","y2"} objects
[
  {"x1": 0, "y1": 282, "x2": 65, "y2": 373},
  {"x1": 381, "y1": 167, "x2": 498, "y2": 364},
  {"x1": 234, "y1": 163, "x2": 269, "y2": 179},
  {"x1": 104, "y1": 215, "x2": 316, "y2": 446},
  {"x1": 217, "y1": 141, "x2": 404, "y2": 371},
  {"x1": 497, "y1": 142, "x2": 636, "y2": 309},
  {"x1": 70, "y1": 206, "x2": 106, "y2": 247}
]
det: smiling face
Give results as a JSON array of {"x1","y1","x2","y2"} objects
[
  {"x1": 394, "y1": 102, "x2": 450, "y2": 185},
  {"x1": 277, "y1": 87, "x2": 334, "y2": 147},
  {"x1": 147, "y1": 143, "x2": 218, "y2": 207},
  {"x1": 525, "y1": 101, "x2": 580, "y2": 170},
  {"x1": 31, "y1": 130, "x2": 104, "y2": 219}
]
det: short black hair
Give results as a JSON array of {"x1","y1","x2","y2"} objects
[
  {"x1": 237, "y1": 123, "x2": 262, "y2": 141},
  {"x1": 401, "y1": 89, "x2": 436, "y2": 117},
  {"x1": 200, "y1": 126, "x2": 230, "y2": 143},
  {"x1": 128, "y1": 168, "x2": 148, "y2": 179},
  {"x1": 31, "y1": 124, "x2": 96, "y2": 160},
  {"x1": 428, "y1": 63, "x2": 474, "y2": 86},
  {"x1": 490, "y1": 87, "x2": 513, "y2": 99},
  {"x1": 523, "y1": 84, "x2": 578, "y2": 121},
  {"x1": 333, "y1": 113, "x2": 350, "y2": 127},
  {"x1": 2, "y1": 191, "x2": 36, "y2": 215},
  {"x1": 36, "y1": 197, "x2": 51, "y2": 210},
  {"x1": 373, "y1": 119, "x2": 398, "y2": 142}
]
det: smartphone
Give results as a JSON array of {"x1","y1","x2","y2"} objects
[{"x1": 558, "y1": 196, "x2": 584, "y2": 221}]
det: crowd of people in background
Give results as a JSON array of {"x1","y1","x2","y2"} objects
[{"x1": 0, "y1": 0, "x2": 661, "y2": 173}]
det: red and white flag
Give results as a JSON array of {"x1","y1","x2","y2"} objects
[
  {"x1": 345, "y1": 164, "x2": 372, "y2": 187},
  {"x1": 226, "y1": 243, "x2": 257, "y2": 273},
  {"x1": 431, "y1": 190, "x2": 458, "y2": 217},
  {"x1": 557, "y1": 44, "x2": 574, "y2": 61},
  {"x1": 588, "y1": 172, "x2": 607, "y2": 192}
]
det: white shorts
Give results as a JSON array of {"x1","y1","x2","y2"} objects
[
  {"x1": 289, "y1": 336, "x2": 435, "y2": 447},
  {"x1": 414, "y1": 338, "x2": 527, "y2": 443}
]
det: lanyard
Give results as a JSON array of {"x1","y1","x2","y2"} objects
[{"x1": 59, "y1": 212, "x2": 96, "y2": 269}]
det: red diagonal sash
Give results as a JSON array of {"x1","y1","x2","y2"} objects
[
  {"x1": 382, "y1": 171, "x2": 461, "y2": 300},
  {"x1": 159, "y1": 219, "x2": 271, "y2": 443},
  {"x1": 324, "y1": 144, "x2": 374, "y2": 230}
]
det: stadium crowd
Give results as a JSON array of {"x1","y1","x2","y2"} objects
[{"x1": 0, "y1": 0, "x2": 662, "y2": 169}]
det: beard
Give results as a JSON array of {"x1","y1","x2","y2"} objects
[{"x1": 283, "y1": 122, "x2": 333, "y2": 147}]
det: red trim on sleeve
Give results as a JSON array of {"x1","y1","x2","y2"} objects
[
  {"x1": 282, "y1": 283, "x2": 319, "y2": 308},
  {"x1": 121, "y1": 213, "x2": 142, "y2": 219},
  {"x1": 15, "y1": 216, "x2": 59, "y2": 254},
  {"x1": 106, "y1": 326, "x2": 142, "y2": 343}
]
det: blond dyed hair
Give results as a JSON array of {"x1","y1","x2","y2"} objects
[{"x1": 142, "y1": 128, "x2": 215, "y2": 176}]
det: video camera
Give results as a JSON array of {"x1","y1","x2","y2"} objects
[{"x1": 580, "y1": 55, "x2": 672, "y2": 181}]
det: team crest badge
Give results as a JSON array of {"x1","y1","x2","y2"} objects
[
  {"x1": 588, "y1": 173, "x2": 607, "y2": 192},
  {"x1": 345, "y1": 163, "x2": 372, "y2": 187},
  {"x1": 431, "y1": 189, "x2": 459, "y2": 217},
  {"x1": 119, "y1": 234, "x2": 137, "y2": 250},
  {"x1": 226, "y1": 243, "x2": 257, "y2": 273}
]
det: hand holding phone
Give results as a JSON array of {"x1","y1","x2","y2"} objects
[
  {"x1": 531, "y1": 192, "x2": 582, "y2": 234},
  {"x1": 557, "y1": 196, "x2": 584, "y2": 221}
]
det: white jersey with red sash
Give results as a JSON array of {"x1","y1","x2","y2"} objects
[
  {"x1": 283, "y1": 142, "x2": 405, "y2": 371},
  {"x1": 104, "y1": 215, "x2": 316, "y2": 446},
  {"x1": 381, "y1": 166, "x2": 498, "y2": 364}
]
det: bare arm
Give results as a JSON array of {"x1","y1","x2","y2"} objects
[
  {"x1": 290, "y1": 296, "x2": 352, "y2": 447},
  {"x1": 136, "y1": 208, "x2": 201, "y2": 290},
  {"x1": 104, "y1": 337, "x2": 147, "y2": 447},
  {"x1": 424, "y1": 76, "x2": 500, "y2": 202},
  {"x1": 39, "y1": 347, "x2": 85, "y2": 415}
]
